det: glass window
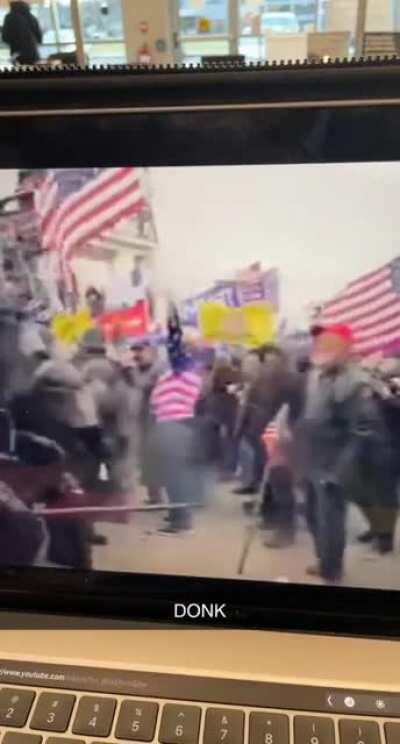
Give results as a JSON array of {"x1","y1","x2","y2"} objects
[
  {"x1": 239, "y1": 0, "x2": 316, "y2": 36},
  {"x1": 181, "y1": 38, "x2": 230, "y2": 64},
  {"x1": 179, "y1": 0, "x2": 229, "y2": 37},
  {"x1": 178, "y1": 0, "x2": 230, "y2": 65},
  {"x1": 0, "y1": 7, "x2": 9, "y2": 68},
  {"x1": 55, "y1": 0, "x2": 74, "y2": 33},
  {"x1": 32, "y1": 0, "x2": 75, "y2": 59},
  {"x1": 31, "y1": 1, "x2": 53, "y2": 37},
  {"x1": 86, "y1": 41, "x2": 126, "y2": 66},
  {"x1": 239, "y1": 1, "x2": 263, "y2": 37},
  {"x1": 81, "y1": 0, "x2": 124, "y2": 41},
  {"x1": 80, "y1": 0, "x2": 126, "y2": 66},
  {"x1": 238, "y1": 0, "x2": 317, "y2": 63},
  {"x1": 238, "y1": 35, "x2": 263, "y2": 62}
]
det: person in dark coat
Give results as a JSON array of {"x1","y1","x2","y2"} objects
[
  {"x1": 294, "y1": 324, "x2": 389, "y2": 582},
  {"x1": 198, "y1": 359, "x2": 241, "y2": 476},
  {"x1": 11, "y1": 358, "x2": 97, "y2": 569},
  {"x1": 2, "y1": 1, "x2": 42, "y2": 65},
  {"x1": 356, "y1": 360, "x2": 400, "y2": 553},
  {"x1": 234, "y1": 345, "x2": 301, "y2": 495}
]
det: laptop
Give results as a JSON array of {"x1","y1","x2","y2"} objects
[{"x1": 0, "y1": 58, "x2": 399, "y2": 744}]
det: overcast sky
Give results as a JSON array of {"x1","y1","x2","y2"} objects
[
  {"x1": 150, "y1": 162, "x2": 400, "y2": 328},
  {"x1": 1, "y1": 163, "x2": 399, "y2": 331}
]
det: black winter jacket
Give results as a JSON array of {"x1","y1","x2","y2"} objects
[{"x1": 2, "y1": 1, "x2": 42, "y2": 64}]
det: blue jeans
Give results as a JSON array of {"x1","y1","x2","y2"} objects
[
  {"x1": 238, "y1": 438, "x2": 255, "y2": 487},
  {"x1": 310, "y1": 477, "x2": 347, "y2": 582},
  {"x1": 155, "y1": 420, "x2": 210, "y2": 528},
  {"x1": 155, "y1": 420, "x2": 198, "y2": 502}
]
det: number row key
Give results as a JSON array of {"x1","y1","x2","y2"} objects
[
  {"x1": 0, "y1": 688, "x2": 36, "y2": 727},
  {"x1": 0, "y1": 690, "x2": 392, "y2": 744},
  {"x1": 72, "y1": 696, "x2": 159, "y2": 740},
  {"x1": 293, "y1": 717, "x2": 381, "y2": 744},
  {"x1": 0, "y1": 689, "x2": 75, "y2": 732}
]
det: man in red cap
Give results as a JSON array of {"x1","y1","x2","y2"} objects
[
  {"x1": 296, "y1": 322, "x2": 388, "y2": 583},
  {"x1": 312, "y1": 323, "x2": 354, "y2": 366}
]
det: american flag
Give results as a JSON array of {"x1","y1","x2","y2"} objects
[
  {"x1": 318, "y1": 257, "x2": 400, "y2": 357},
  {"x1": 236, "y1": 267, "x2": 279, "y2": 308},
  {"x1": 34, "y1": 167, "x2": 146, "y2": 287}
]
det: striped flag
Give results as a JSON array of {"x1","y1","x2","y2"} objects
[
  {"x1": 318, "y1": 257, "x2": 400, "y2": 357},
  {"x1": 263, "y1": 422, "x2": 279, "y2": 457},
  {"x1": 34, "y1": 171, "x2": 58, "y2": 249},
  {"x1": 34, "y1": 168, "x2": 146, "y2": 289}
]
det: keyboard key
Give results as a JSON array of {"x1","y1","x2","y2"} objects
[
  {"x1": 385, "y1": 723, "x2": 400, "y2": 744},
  {"x1": 249, "y1": 712, "x2": 290, "y2": 744},
  {"x1": 30, "y1": 693, "x2": 76, "y2": 733},
  {"x1": 3, "y1": 735, "x2": 42, "y2": 744},
  {"x1": 294, "y1": 716, "x2": 335, "y2": 744},
  {"x1": 0, "y1": 688, "x2": 36, "y2": 727},
  {"x1": 159, "y1": 704, "x2": 201, "y2": 744},
  {"x1": 204, "y1": 708, "x2": 245, "y2": 744},
  {"x1": 72, "y1": 695, "x2": 116, "y2": 737},
  {"x1": 339, "y1": 720, "x2": 380, "y2": 744},
  {"x1": 47, "y1": 739, "x2": 85, "y2": 744},
  {"x1": 115, "y1": 700, "x2": 158, "y2": 741}
]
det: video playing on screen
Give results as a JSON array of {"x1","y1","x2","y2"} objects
[{"x1": 0, "y1": 162, "x2": 400, "y2": 589}]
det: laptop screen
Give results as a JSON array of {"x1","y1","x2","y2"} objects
[{"x1": 1, "y1": 71, "x2": 400, "y2": 628}]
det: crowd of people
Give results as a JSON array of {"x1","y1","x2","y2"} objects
[{"x1": 0, "y1": 270, "x2": 400, "y2": 585}]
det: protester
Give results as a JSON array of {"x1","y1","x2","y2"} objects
[
  {"x1": 198, "y1": 358, "x2": 241, "y2": 477},
  {"x1": 261, "y1": 403, "x2": 297, "y2": 548},
  {"x1": 234, "y1": 345, "x2": 301, "y2": 496},
  {"x1": 130, "y1": 342, "x2": 163, "y2": 504},
  {"x1": 294, "y1": 323, "x2": 388, "y2": 582},
  {"x1": 2, "y1": 0, "x2": 42, "y2": 66},
  {"x1": 77, "y1": 330, "x2": 141, "y2": 499},
  {"x1": 356, "y1": 358, "x2": 400, "y2": 553},
  {"x1": 85, "y1": 286, "x2": 105, "y2": 319},
  {"x1": 11, "y1": 356, "x2": 98, "y2": 568},
  {"x1": 150, "y1": 308, "x2": 203, "y2": 534}
]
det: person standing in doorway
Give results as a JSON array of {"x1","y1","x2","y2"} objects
[{"x1": 2, "y1": 1, "x2": 42, "y2": 66}]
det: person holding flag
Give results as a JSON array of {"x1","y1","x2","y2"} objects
[{"x1": 150, "y1": 304, "x2": 204, "y2": 534}]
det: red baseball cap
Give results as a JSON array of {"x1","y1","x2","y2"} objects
[{"x1": 320, "y1": 323, "x2": 354, "y2": 345}]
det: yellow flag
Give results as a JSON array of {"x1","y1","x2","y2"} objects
[
  {"x1": 52, "y1": 309, "x2": 94, "y2": 345},
  {"x1": 199, "y1": 302, "x2": 276, "y2": 347}
]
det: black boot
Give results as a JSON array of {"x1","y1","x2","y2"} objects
[
  {"x1": 159, "y1": 507, "x2": 193, "y2": 534},
  {"x1": 357, "y1": 529, "x2": 374, "y2": 543},
  {"x1": 233, "y1": 485, "x2": 258, "y2": 495},
  {"x1": 264, "y1": 532, "x2": 294, "y2": 549},
  {"x1": 376, "y1": 533, "x2": 394, "y2": 554}
]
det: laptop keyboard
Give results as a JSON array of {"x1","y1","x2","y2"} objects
[{"x1": 0, "y1": 686, "x2": 398, "y2": 744}]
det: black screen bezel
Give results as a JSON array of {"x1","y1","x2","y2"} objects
[{"x1": 1, "y1": 62, "x2": 400, "y2": 634}]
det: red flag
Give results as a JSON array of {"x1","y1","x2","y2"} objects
[{"x1": 98, "y1": 300, "x2": 149, "y2": 343}]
